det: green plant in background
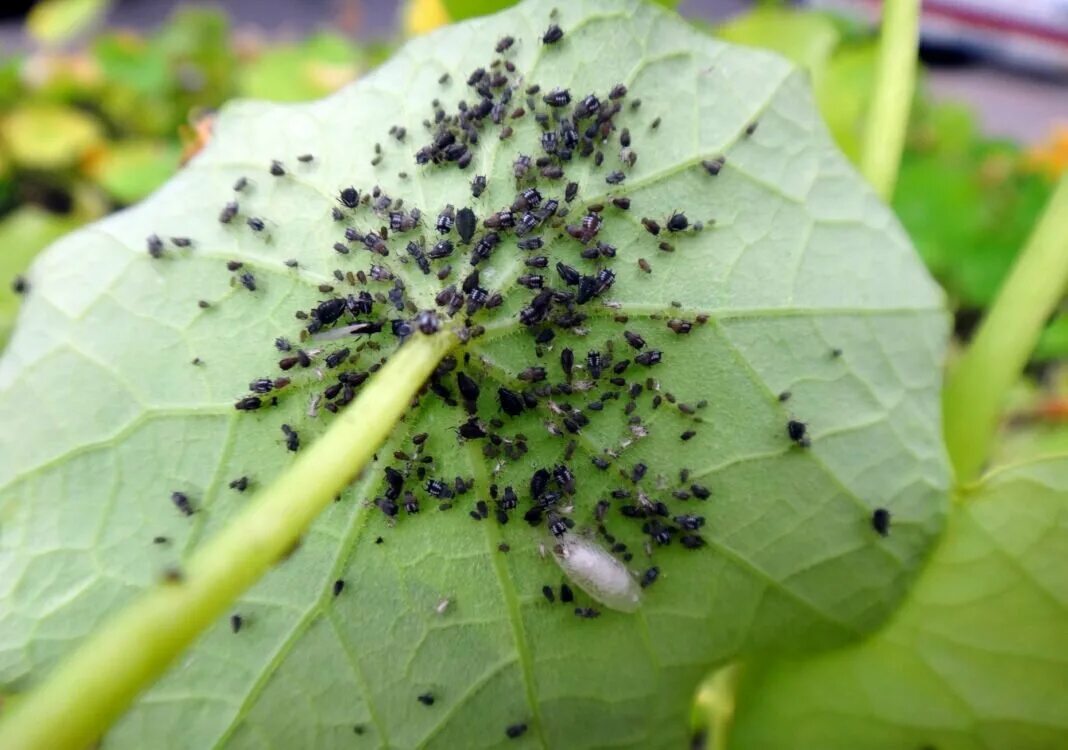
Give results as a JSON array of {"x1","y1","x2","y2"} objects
[
  {"x1": 0, "y1": 5, "x2": 378, "y2": 348},
  {"x1": 0, "y1": 2, "x2": 1064, "y2": 750}
]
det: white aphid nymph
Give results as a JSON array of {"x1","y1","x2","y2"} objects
[{"x1": 551, "y1": 534, "x2": 641, "y2": 613}]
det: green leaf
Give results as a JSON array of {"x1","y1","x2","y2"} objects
[
  {"x1": 84, "y1": 140, "x2": 182, "y2": 204},
  {"x1": 0, "y1": 104, "x2": 104, "y2": 171},
  {"x1": 0, "y1": 0, "x2": 947, "y2": 746},
  {"x1": 236, "y1": 34, "x2": 360, "y2": 102},
  {"x1": 0, "y1": 207, "x2": 79, "y2": 348},
  {"x1": 717, "y1": 7, "x2": 842, "y2": 75},
  {"x1": 727, "y1": 455, "x2": 1068, "y2": 750},
  {"x1": 25, "y1": 0, "x2": 110, "y2": 45}
]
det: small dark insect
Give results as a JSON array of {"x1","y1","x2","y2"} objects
[
  {"x1": 496, "y1": 35, "x2": 515, "y2": 53},
  {"x1": 498, "y1": 387, "x2": 524, "y2": 417},
  {"x1": 517, "y1": 236, "x2": 543, "y2": 251},
  {"x1": 417, "y1": 693, "x2": 435, "y2": 706},
  {"x1": 436, "y1": 206, "x2": 457, "y2": 236},
  {"x1": 456, "y1": 207, "x2": 477, "y2": 244},
  {"x1": 635, "y1": 350, "x2": 661, "y2": 366},
  {"x1": 560, "y1": 583, "x2": 574, "y2": 603},
  {"x1": 542, "y1": 24, "x2": 564, "y2": 44},
  {"x1": 281, "y1": 423, "x2": 300, "y2": 452},
  {"x1": 640, "y1": 567, "x2": 659, "y2": 588},
  {"x1": 505, "y1": 723, "x2": 528, "y2": 739},
  {"x1": 426, "y1": 479, "x2": 454, "y2": 499},
  {"x1": 219, "y1": 201, "x2": 239, "y2": 224},
  {"x1": 146, "y1": 234, "x2": 164, "y2": 258},
  {"x1": 246, "y1": 217, "x2": 265, "y2": 232},
  {"x1": 680, "y1": 430, "x2": 696, "y2": 441},
  {"x1": 542, "y1": 88, "x2": 571, "y2": 107},
  {"x1": 778, "y1": 391, "x2": 791, "y2": 402},
  {"x1": 171, "y1": 491, "x2": 194, "y2": 516},
  {"x1": 650, "y1": 116, "x2": 661, "y2": 129},
  {"x1": 623, "y1": 331, "x2": 645, "y2": 350},
  {"x1": 234, "y1": 396, "x2": 262, "y2": 411},
  {"x1": 333, "y1": 579, "x2": 345, "y2": 597},
  {"x1": 416, "y1": 310, "x2": 440, "y2": 334},
  {"x1": 745, "y1": 120, "x2": 759, "y2": 136},
  {"x1": 171, "y1": 236, "x2": 192, "y2": 248},
  {"x1": 233, "y1": 176, "x2": 248, "y2": 191},
  {"x1": 681, "y1": 534, "x2": 705, "y2": 549},
  {"x1": 641, "y1": 218, "x2": 660, "y2": 235},
  {"x1": 691, "y1": 484, "x2": 711, "y2": 500},
  {"x1": 269, "y1": 160, "x2": 286, "y2": 176},
  {"x1": 605, "y1": 171, "x2": 625, "y2": 185},
  {"x1": 547, "y1": 513, "x2": 568, "y2": 537},
  {"x1": 872, "y1": 507, "x2": 891, "y2": 537},
  {"x1": 667, "y1": 318, "x2": 692, "y2": 334},
  {"x1": 609, "y1": 83, "x2": 627, "y2": 99},
  {"x1": 457, "y1": 372, "x2": 480, "y2": 402},
  {"x1": 574, "y1": 607, "x2": 600, "y2": 619},
  {"x1": 339, "y1": 186, "x2": 359, "y2": 208},
  {"x1": 556, "y1": 262, "x2": 581, "y2": 286},
  {"x1": 666, "y1": 212, "x2": 689, "y2": 232},
  {"x1": 11, "y1": 275, "x2": 29, "y2": 295},
  {"x1": 229, "y1": 476, "x2": 249, "y2": 492},
  {"x1": 429, "y1": 239, "x2": 454, "y2": 259},
  {"x1": 230, "y1": 614, "x2": 243, "y2": 633},
  {"x1": 787, "y1": 419, "x2": 809, "y2": 447},
  {"x1": 612, "y1": 197, "x2": 631, "y2": 211},
  {"x1": 701, "y1": 156, "x2": 726, "y2": 176},
  {"x1": 638, "y1": 258, "x2": 651, "y2": 274},
  {"x1": 541, "y1": 585, "x2": 555, "y2": 603},
  {"x1": 565, "y1": 182, "x2": 579, "y2": 202},
  {"x1": 297, "y1": 153, "x2": 314, "y2": 162}
]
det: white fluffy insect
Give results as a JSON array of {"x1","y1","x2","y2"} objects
[{"x1": 551, "y1": 535, "x2": 641, "y2": 613}]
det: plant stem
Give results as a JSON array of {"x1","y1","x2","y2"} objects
[
  {"x1": 860, "y1": 0, "x2": 920, "y2": 201},
  {"x1": 943, "y1": 174, "x2": 1068, "y2": 483},
  {"x1": 0, "y1": 331, "x2": 455, "y2": 750}
]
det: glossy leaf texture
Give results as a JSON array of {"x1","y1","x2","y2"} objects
[
  {"x1": 0, "y1": 1, "x2": 948, "y2": 747},
  {"x1": 727, "y1": 455, "x2": 1068, "y2": 750}
]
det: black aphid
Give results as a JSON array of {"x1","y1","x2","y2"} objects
[
  {"x1": 496, "y1": 35, "x2": 515, "y2": 52},
  {"x1": 517, "y1": 236, "x2": 543, "y2": 251},
  {"x1": 641, "y1": 218, "x2": 660, "y2": 235},
  {"x1": 297, "y1": 153, "x2": 314, "y2": 162},
  {"x1": 333, "y1": 579, "x2": 346, "y2": 597},
  {"x1": 542, "y1": 88, "x2": 571, "y2": 107},
  {"x1": 556, "y1": 262, "x2": 581, "y2": 286},
  {"x1": 787, "y1": 419, "x2": 809, "y2": 447},
  {"x1": 574, "y1": 607, "x2": 600, "y2": 619},
  {"x1": 146, "y1": 234, "x2": 164, "y2": 258},
  {"x1": 416, "y1": 310, "x2": 440, "y2": 334},
  {"x1": 701, "y1": 156, "x2": 726, "y2": 175},
  {"x1": 337, "y1": 187, "x2": 359, "y2": 210},
  {"x1": 233, "y1": 176, "x2": 248, "y2": 191},
  {"x1": 623, "y1": 331, "x2": 645, "y2": 350},
  {"x1": 246, "y1": 217, "x2": 265, "y2": 232},
  {"x1": 872, "y1": 507, "x2": 891, "y2": 537},
  {"x1": 230, "y1": 614, "x2": 243, "y2": 633},
  {"x1": 219, "y1": 201, "x2": 239, "y2": 224},
  {"x1": 498, "y1": 387, "x2": 524, "y2": 417},
  {"x1": 667, "y1": 212, "x2": 689, "y2": 231},
  {"x1": 560, "y1": 583, "x2": 574, "y2": 602},
  {"x1": 234, "y1": 396, "x2": 262, "y2": 411},
  {"x1": 635, "y1": 350, "x2": 662, "y2": 366},
  {"x1": 281, "y1": 424, "x2": 300, "y2": 452},
  {"x1": 456, "y1": 207, "x2": 476, "y2": 244},
  {"x1": 426, "y1": 479, "x2": 454, "y2": 498},
  {"x1": 171, "y1": 491, "x2": 194, "y2": 516},
  {"x1": 542, "y1": 23, "x2": 564, "y2": 44},
  {"x1": 605, "y1": 171, "x2": 625, "y2": 185},
  {"x1": 269, "y1": 160, "x2": 285, "y2": 176},
  {"x1": 505, "y1": 723, "x2": 528, "y2": 739},
  {"x1": 417, "y1": 693, "x2": 435, "y2": 706},
  {"x1": 229, "y1": 476, "x2": 249, "y2": 492}
]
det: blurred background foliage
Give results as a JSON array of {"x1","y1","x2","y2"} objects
[{"x1": 0, "y1": 0, "x2": 1065, "y2": 447}]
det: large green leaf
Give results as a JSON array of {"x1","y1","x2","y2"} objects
[
  {"x1": 727, "y1": 455, "x2": 1068, "y2": 749},
  {"x1": 0, "y1": 1, "x2": 947, "y2": 747}
]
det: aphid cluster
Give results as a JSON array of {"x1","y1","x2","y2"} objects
[{"x1": 138, "y1": 13, "x2": 891, "y2": 732}]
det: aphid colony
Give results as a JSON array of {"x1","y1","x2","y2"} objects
[{"x1": 146, "y1": 17, "x2": 893, "y2": 727}]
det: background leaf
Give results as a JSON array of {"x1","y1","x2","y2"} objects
[
  {"x1": 0, "y1": 1, "x2": 947, "y2": 747},
  {"x1": 726, "y1": 455, "x2": 1068, "y2": 750}
]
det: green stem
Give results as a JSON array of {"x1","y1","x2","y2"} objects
[
  {"x1": 943, "y1": 174, "x2": 1068, "y2": 483},
  {"x1": 0, "y1": 331, "x2": 455, "y2": 750},
  {"x1": 860, "y1": 0, "x2": 920, "y2": 201}
]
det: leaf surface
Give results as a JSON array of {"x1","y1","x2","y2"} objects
[
  {"x1": 727, "y1": 456, "x2": 1068, "y2": 750},
  {"x1": 0, "y1": 1, "x2": 947, "y2": 747}
]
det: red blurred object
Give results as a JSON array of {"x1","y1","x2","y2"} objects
[{"x1": 810, "y1": 0, "x2": 1068, "y2": 73}]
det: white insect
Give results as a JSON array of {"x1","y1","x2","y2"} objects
[{"x1": 551, "y1": 535, "x2": 641, "y2": 613}]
